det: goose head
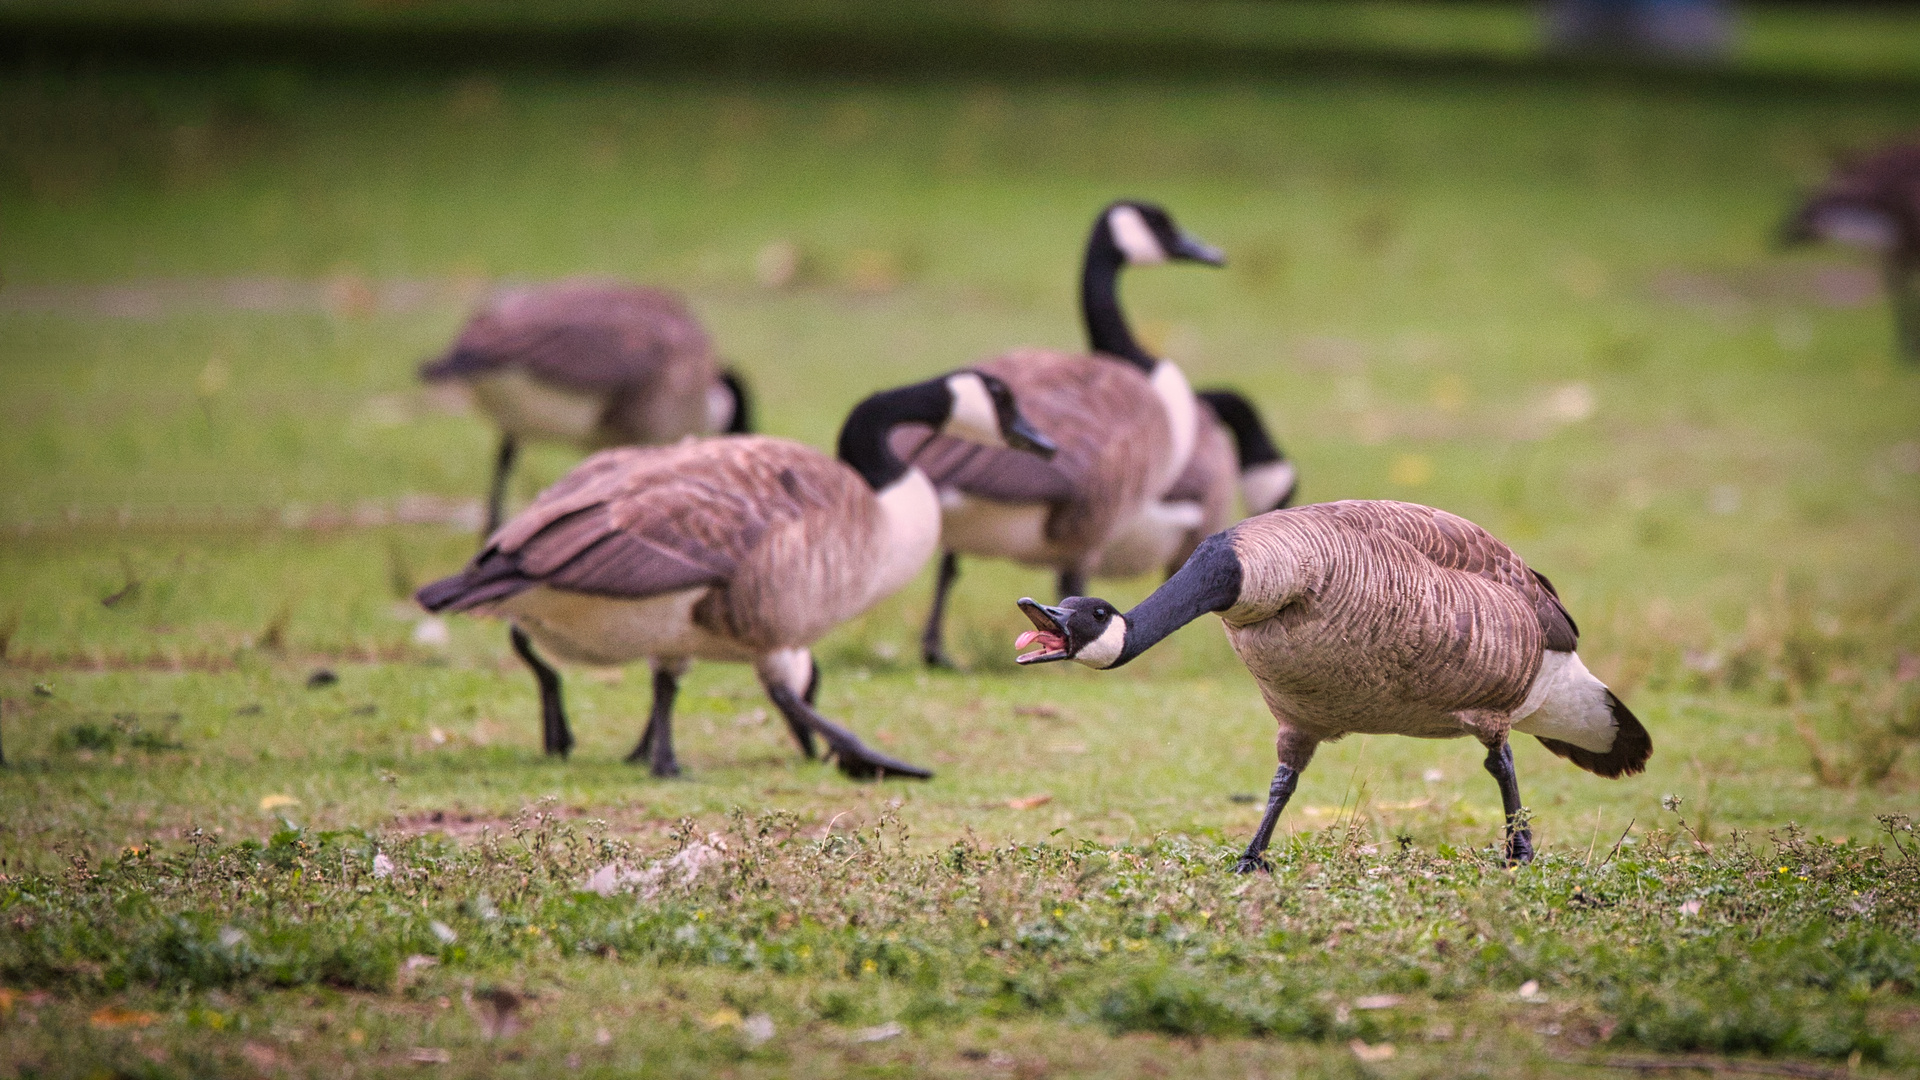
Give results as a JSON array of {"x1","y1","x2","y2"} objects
[
  {"x1": 837, "y1": 370, "x2": 1054, "y2": 493},
  {"x1": 1014, "y1": 596, "x2": 1127, "y2": 669},
  {"x1": 1096, "y1": 201, "x2": 1228, "y2": 269},
  {"x1": 941, "y1": 370, "x2": 1056, "y2": 456}
]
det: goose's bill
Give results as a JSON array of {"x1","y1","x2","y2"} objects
[
  {"x1": 1004, "y1": 416, "x2": 1058, "y2": 459},
  {"x1": 1014, "y1": 597, "x2": 1072, "y2": 664},
  {"x1": 1172, "y1": 231, "x2": 1227, "y2": 267}
]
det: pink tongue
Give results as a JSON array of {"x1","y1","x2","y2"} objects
[{"x1": 1015, "y1": 629, "x2": 1044, "y2": 650}]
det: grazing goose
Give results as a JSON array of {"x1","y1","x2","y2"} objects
[
  {"x1": 1092, "y1": 389, "x2": 1297, "y2": 581},
  {"x1": 1780, "y1": 143, "x2": 1920, "y2": 362},
  {"x1": 417, "y1": 369, "x2": 1054, "y2": 780},
  {"x1": 420, "y1": 279, "x2": 753, "y2": 534},
  {"x1": 1012, "y1": 500, "x2": 1651, "y2": 870},
  {"x1": 900, "y1": 201, "x2": 1225, "y2": 667}
]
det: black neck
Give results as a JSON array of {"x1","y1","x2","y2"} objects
[
  {"x1": 837, "y1": 378, "x2": 952, "y2": 491},
  {"x1": 1110, "y1": 531, "x2": 1243, "y2": 667},
  {"x1": 1081, "y1": 223, "x2": 1156, "y2": 372},
  {"x1": 1196, "y1": 390, "x2": 1283, "y2": 467}
]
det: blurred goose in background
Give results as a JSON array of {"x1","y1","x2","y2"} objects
[
  {"x1": 420, "y1": 279, "x2": 753, "y2": 534},
  {"x1": 1014, "y1": 500, "x2": 1651, "y2": 871},
  {"x1": 418, "y1": 369, "x2": 1054, "y2": 779},
  {"x1": 1780, "y1": 142, "x2": 1920, "y2": 362},
  {"x1": 898, "y1": 200, "x2": 1226, "y2": 668}
]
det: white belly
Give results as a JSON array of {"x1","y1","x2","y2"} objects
[
  {"x1": 494, "y1": 586, "x2": 756, "y2": 667},
  {"x1": 1510, "y1": 650, "x2": 1617, "y2": 753},
  {"x1": 470, "y1": 369, "x2": 606, "y2": 444},
  {"x1": 938, "y1": 491, "x2": 1054, "y2": 564},
  {"x1": 1091, "y1": 499, "x2": 1205, "y2": 578}
]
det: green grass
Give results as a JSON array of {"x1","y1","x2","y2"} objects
[{"x1": 3, "y1": 53, "x2": 1920, "y2": 1077}]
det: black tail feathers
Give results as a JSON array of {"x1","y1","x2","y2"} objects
[{"x1": 1534, "y1": 691, "x2": 1652, "y2": 779}]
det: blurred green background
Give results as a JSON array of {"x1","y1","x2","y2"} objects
[
  {"x1": 1, "y1": 5, "x2": 1919, "y2": 1075},
  {"x1": 1, "y1": 0, "x2": 1917, "y2": 854}
]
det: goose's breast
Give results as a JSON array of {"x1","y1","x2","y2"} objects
[
  {"x1": 938, "y1": 492, "x2": 1056, "y2": 564},
  {"x1": 1092, "y1": 499, "x2": 1206, "y2": 578},
  {"x1": 470, "y1": 369, "x2": 605, "y2": 443},
  {"x1": 497, "y1": 586, "x2": 756, "y2": 666}
]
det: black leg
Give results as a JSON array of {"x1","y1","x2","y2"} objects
[
  {"x1": 1482, "y1": 739, "x2": 1534, "y2": 864},
  {"x1": 780, "y1": 703, "x2": 819, "y2": 759},
  {"x1": 1233, "y1": 762, "x2": 1301, "y2": 874},
  {"x1": 803, "y1": 657, "x2": 821, "y2": 707},
  {"x1": 625, "y1": 667, "x2": 682, "y2": 777},
  {"x1": 1057, "y1": 567, "x2": 1086, "y2": 600},
  {"x1": 921, "y1": 551, "x2": 960, "y2": 668},
  {"x1": 485, "y1": 434, "x2": 519, "y2": 537},
  {"x1": 510, "y1": 625, "x2": 572, "y2": 758},
  {"x1": 762, "y1": 681, "x2": 931, "y2": 781}
]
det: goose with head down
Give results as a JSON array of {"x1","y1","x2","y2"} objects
[
  {"x1": 421, "y1": 278, "x2": 753, "y2": 536},
  {"x1": 1014, "y1": 500, "x2": 1651, "y2": 870},
  {"x1": 1779, "y1": 142, "x2": 1920, "y2": 362},
  {"x1": 417, "y1": 369, "x2": 1053, "y2": 780},
  {"x1": 900, "y1": 201, "x2": 1227, "y2": 667}
]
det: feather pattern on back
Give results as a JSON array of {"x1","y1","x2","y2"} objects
[
  {"x1": 1221, "y1": 501, "x2": 1573, "y2": 740},
  {"x1": 422, "y1": 280, "x2": 717, "y2": 446},
  {"x1": 421, "y1": 437, "x2": 893, "y2": 650}
]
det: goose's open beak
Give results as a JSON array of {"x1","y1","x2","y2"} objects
[
  {"x1": 1172, "y1": 231, "x2": 1227, "y2": 267},
  {"x1": 1014, "y1": 598, "x2": 1073, "y2": 664},
  {"x1": 1004, "y1": 416, "x2": 1057, "y2": 459}
]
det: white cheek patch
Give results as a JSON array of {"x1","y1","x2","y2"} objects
[
  {"x1": 1108, "y1": 206, "x2": 1167, "y2": 266},
  {"x1": 1074, "y1": 615, "x2": 1128, "y2": 669},
  {"x1": 942, "y1": 373, "x2": 1006, "y2": 447},
  {"x1": 1239, "y1": 460, "x2": 1297, "y2": 515}
]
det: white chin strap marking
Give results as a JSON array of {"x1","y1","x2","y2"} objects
[
  {"x1": 942, "y1": 372, "x2": 1006, "y2": 447},
  {"x1": 1108, "y1": 206, "x2": 1167, "y2": 266},
  {"x1": 1074, "y1": 615, "x2": 1128, "y2": 669}
]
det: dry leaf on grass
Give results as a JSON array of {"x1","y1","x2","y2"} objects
[{"x1": 1350, "y1": 1039, "x2": 1396, "y2": 1062}]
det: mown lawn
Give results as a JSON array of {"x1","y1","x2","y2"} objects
[{"x1": 2, "y1": 43, "x2": 1919, "y2": 1078}]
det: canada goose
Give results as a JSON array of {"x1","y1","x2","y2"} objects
[
  {"x1": 419, "y1": 279, "x2": 753, "y2": 534},
  {"x1": 416, "y1": 369, "x2": 1055, "y2": 780},
  {"x1": 900, "y1": 201, "x2": 1225, "y2": 667},
  {"x1": 1013, "y1": 500, "x2": 1652, "y2": 870},
  {"x1": 1780, "y1": 143, "x2": 1920, "y2": 362},
  {"x1": 1092, "y1": 389, "x2": 1297, "y2": 580}
]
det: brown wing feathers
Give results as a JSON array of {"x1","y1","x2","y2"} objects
[
  {"x1": 1313, "y1": 500, "x2": 1579, "y2": 652},
  {"x1": 416, "y1": 438, "x2": 839, "y2": 615},
  {"x1": 420, "y1": 282, "x2": 711, "y2": 395}
]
